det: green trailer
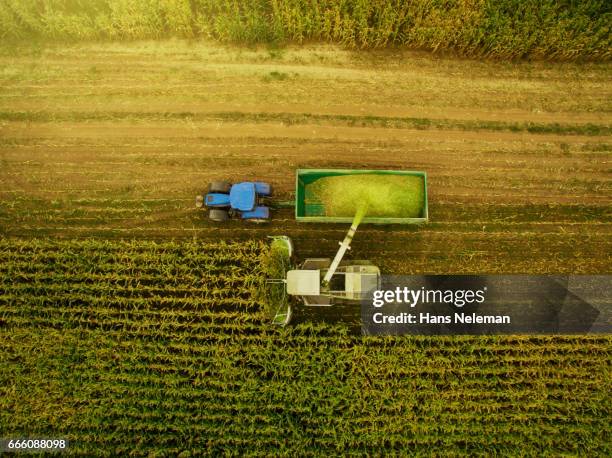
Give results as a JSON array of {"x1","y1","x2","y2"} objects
[{"x1": 295, "y1": 169, "x2": 428, "y2": 224}]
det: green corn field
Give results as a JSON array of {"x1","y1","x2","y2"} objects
[
  {"x1": 0, "y1": 0, "x2": 610, "y2": 60},
  {"x1": 0, "y1": 239, "x2": 610, "y2": 456}
]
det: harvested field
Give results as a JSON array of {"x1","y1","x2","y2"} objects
[{"x1": 0, "y1": 42, "x2": 610, "y2": 274}]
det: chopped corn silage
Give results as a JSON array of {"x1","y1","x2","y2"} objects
[{"x1": 306, "y1": 175, "x2": 424, "y2": 218}]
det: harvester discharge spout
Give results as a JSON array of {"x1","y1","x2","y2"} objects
[{"x1": 322, "y1": 203, "x2": 368, "y2": 285}]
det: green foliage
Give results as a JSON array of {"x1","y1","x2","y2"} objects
[
  {"x1": 263, "y1": 70, "x2": 289, "y2": 81},
  {"x1": 0, "y1": 0, "x2": 609, "y2": 60},
  {"x1": 0, "y1": 0, "x2": 193, "y2": 40},
  {"x1": 254, "y1": 238, "x2": 291, "y2": 319}
]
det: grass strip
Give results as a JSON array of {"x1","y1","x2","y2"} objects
[{"x1": 1, "y1": 111, "x2": 609, "y2": 136}]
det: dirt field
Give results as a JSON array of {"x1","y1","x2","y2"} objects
[{"x1": 1, "y1": 41, "x2": 610, "y2": 274}]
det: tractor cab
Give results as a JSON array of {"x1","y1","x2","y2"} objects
[{"x1": 196, "y1": 180, "x2": 271, "y2": 222}]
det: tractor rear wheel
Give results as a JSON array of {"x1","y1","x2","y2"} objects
[
  {"x1": 209, "y1": 181, "x2": 231, "y2": 194},
  {"x1": 209, "y1": 209, "x2": 229, "y2": 222}
]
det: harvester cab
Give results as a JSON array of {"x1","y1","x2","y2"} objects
[
  {"x1": 286, "y1": 261, "x2": 380, "y2": 306},
  {"x1": 196, "y1": 181, "x2": 271, "y2": 222}
]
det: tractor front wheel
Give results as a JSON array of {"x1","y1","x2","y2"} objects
[
  {"x1": 209, "y1": 181, "x2": 231, "y2": 194},
  {"x1": 209, "y1": 209, "x2": 229, "y2": 222}
]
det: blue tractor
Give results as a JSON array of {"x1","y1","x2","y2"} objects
[{"x1": 196, "y1": 181, "x2": 271, "y2": 222}]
